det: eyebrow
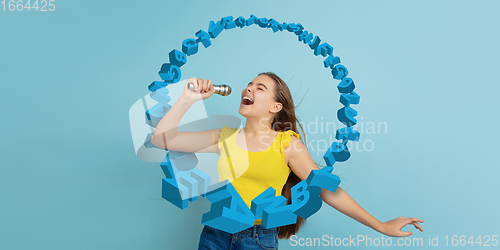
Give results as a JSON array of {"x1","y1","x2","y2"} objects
[{"x1": 248, "y1": 82, "x2": 268, "y2": 90}]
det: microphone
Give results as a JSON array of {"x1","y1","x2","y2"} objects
[{"x1": 187, "y1": 82, "x2": 232, "y2": 96}]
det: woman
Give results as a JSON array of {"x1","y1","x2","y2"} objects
[{"x1": 151, "y1": 72, "x2": 424, "y2": 249}]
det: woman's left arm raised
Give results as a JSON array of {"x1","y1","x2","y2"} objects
[{"x1": 285, "y1": 136, "x2": 424, "y2": 237}]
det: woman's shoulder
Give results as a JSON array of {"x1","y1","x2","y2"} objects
[
  {"x1": 281, "y1": 129, "x2": 300, "y2": 141},
  {"x1": 218, "y1": 125, "x2": 240, "y2": 142},
  {"x1": 280, "y1": 129, "x2": 302, "y2": 153},
  {"x1": 221, "y1": 125, "x2": 240, "y2": 134}
]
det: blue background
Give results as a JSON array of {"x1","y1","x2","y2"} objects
[{"x1": 1, "y1": 0, "x2": 499, "y2": 249}]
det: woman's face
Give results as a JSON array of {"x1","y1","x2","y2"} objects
[{"x1": 238, "y1": 75, "x2": 282, "y2": 119}]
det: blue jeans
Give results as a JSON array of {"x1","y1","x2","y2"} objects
[{"x1": 198, "y1": 225, "x2": 279, "y2": 250}]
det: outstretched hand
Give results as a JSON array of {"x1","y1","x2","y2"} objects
[{"x1": 381, "y1": 217, "x2": 424, "y2": 237}]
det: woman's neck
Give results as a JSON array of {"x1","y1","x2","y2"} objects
[{"x1": 243, "y1": 117, "x2": 275, "y2": 136}]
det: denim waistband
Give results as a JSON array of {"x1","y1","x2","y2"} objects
[
  {"x1": 203, "y1": 224, "x2": 278, "y2": 238},
  {"x1": 239, "y1": 225, "x2": 278, "y2": 237}
]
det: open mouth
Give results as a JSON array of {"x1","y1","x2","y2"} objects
[{"x1": 241, "y1": 96, "x2": 254, "y2": 106}]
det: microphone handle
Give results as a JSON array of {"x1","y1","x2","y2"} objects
[{"x1": 187, "y1": 82, "x2": 232, "y2": 96}]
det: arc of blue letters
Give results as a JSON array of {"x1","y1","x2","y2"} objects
[{"x1": 142, "y1": 14, "x2": 361, "y2": 234}]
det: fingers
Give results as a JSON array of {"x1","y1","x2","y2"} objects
[
  {"x1": 195, "y1": 78, "x2": 212, "y2": 93},
  {"x1": 204, "y1": 79, "x2": 212, "y2": 93},
  {"x1": 197, "y1": 79, "x2": 214, "y2": 100},
  {"x1": 409, "y1": 217, "x2": 424, "y2": 223},
  {"x1": 412, "y1": 222, "x2": 424, "y2": 231},
  {"x1": 405, "y1": 217, "x2": 424, "y2": 225},
  {"x1": 402, "y1": 218, "x2": 423, "y2": 234},
  {"x1": 196, "y1": 78, "x2": 203, "y2": 93},
  {"x1": 403, "y1": 231, "x2": 413, "y2": 237},
  {"x1": 185, "y1": 78, "x2": 213, "y2": 101},
  {"x1": 206, "y1": 79, "x2": 213, "y2": 93},
  {"x1": 408, "y1": 217, "x2": 424, "y2": 231},
  {"x1": 199, "y1": 78, "x2": 206, "y2": 92}
]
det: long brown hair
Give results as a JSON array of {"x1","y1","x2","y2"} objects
[{"x1": 258, "y1": 72, "x2": 324, "y2": 239}]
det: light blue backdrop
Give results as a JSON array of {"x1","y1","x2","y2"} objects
[{"x1": 1, "y1": 0, "x2": 499, "y2": 249}]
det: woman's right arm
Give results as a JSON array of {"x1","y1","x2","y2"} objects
[{"x1": 150, "y1": 77, "x2": 221, "y2": 154}]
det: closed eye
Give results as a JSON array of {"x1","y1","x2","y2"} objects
[{"x1": 248, "y1": 82, "x2": 267, "y2": 91}]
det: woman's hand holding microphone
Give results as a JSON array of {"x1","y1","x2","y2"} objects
[{"x1": 181, "y1": 77, "x2": 216, "y2": 104}]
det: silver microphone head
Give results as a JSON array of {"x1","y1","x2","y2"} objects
[
  {"x1": 187, "y1": 83, "x2": 231, "y2": 96},
  {"x1": 213, "y1": 84, "x2": 231, "y2": 96}
]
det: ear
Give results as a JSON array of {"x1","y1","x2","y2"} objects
[{"x1": 270, "y1": 102, "x2": 283, "y2": 114}]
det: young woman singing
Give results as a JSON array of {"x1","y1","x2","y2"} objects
[{"x1": 151, "y1": 72, "x2": 424, "y2": 250}]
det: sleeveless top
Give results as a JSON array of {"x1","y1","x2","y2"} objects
[{"x1": 217, "y1": 125, "x2": 300, "y2": 225}]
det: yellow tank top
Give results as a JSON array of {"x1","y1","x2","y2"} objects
[{"x1": 217, "y1": 125, "x2": 300, "y2": 225}]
